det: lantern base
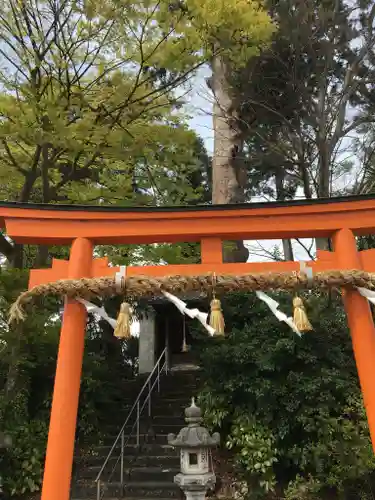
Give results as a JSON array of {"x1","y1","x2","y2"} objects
[{"x1": 174, "y1": 472, "x2": 216, "y2": 500}]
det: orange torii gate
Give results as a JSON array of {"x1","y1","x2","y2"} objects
[{"x1": 2, "y1": 195, "x2": 375, "y2": 500}]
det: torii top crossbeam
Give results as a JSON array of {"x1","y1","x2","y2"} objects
[
  {"x1": 2, "y1": 194, "x2": 375, "y2": 500},
  {"x1": 2, "y1": 194, "x2": 375, "y2": 245}
]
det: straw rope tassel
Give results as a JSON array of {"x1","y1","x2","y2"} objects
[
  {"x1": 293, "y1": 296, "x2": 313, "y2": 332},
  {"x1": 210, "y1": 298, "x2": 225, "y2": 336},
  {"x1": 114, "y1": 301, "x2": 132, "y2": 339},
  {"x1": 182, "y1": 316, "x2": 189, "y2": 352}
]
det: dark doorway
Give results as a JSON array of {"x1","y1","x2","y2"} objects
[{"x1": 154, "y1": 303, "x2": 195, "y2": 368}]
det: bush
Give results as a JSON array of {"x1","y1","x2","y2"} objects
[
  {"x1": 197, "y1": 291, "x2": 375, "y2": 498},
  {"x1": 0, "y1": 270, "x2": 138, "y2": 497},
  {"x1": 227, "y1": 415, "x2": 278, "y2": 497},
  {"x1": 1, "y1": 419, "x2": 47, "y2": 497}
]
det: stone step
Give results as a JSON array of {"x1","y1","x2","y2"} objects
[
  {"x1": 127, "y1": 467, "x2": 179, "y2": 482},
  {"x1": 145, "y1": 424, "x2": 182, "y2": 435},
  {"x1": 160, "y1": 387, "x2": 200, "y2": 395},
  {"x1": 96, "y1": 390, "x2": 175, "y2": 407},
  {"x1": 76, "y1": 454, "x2": 179, "y2": 469},
  {"x1": 100, "y1": 392, "x2": 192, "y2": 407},
  {"x1": 102, "y1": 433, "x2": 173, "y2": 446},
  {"x1": 104, "y1": 424, "x2": 182, "y2": 439},
  {"x1": 157, "y1": 386, "x2": 200, "y2": 395},
  {"x1": 92, "y1": 444, "x2": 178, "y2": 458},
  {"x1": 151, "y1": 400, "x2": 193, "y2": 414},
  {"x1": 160, "y1": 372, "x2": 200, "y2": 379},
  {"x1": 153, "y1": 399, "x2": 192, "y2": 407},
  {"x1": 79, "y1": 465, "x2": 179, "y2": 482},
  {"x1": 158, "y1": 382, "x2": 198, "y2": 391},
  {"x1": 73, "y1": 480, "x2": 180, "y2": 498},
  {"x1": 96, "y1": 400, "x2": 190, "y2": 429},
  {"x1": 103, "y1": 416, "x2": 185, "y2": 435},
  {"x1": 93, "y1": 420, "x2": 184, "y2": 445},
  {"x1": 152, "y1": 415, "x2": 185, "y2": 425}
]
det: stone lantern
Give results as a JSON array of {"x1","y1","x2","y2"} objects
[{"x1": 168, "y1": 398, "x2": 220, "y2": 500}]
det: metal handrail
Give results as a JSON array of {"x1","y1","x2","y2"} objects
[{"x1": 95, "y1": 347, "x2": 168, "y2": 500}]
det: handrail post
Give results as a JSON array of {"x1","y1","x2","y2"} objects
[
  {"x1": 96, "y1": 479, "x2": 101, "y2": 500},
  {"x1": 120, "y1": 430, "x2": 125, "y2": 490},
  {"x1": 165, "y1": 320, "x2": 170, "y2": 373},
  {"x1": 136, "y1": 401, "x2": 140, "y2": 447},
  {"x1": 148, "y1": 379, "x2": 151, "y2": 417},
  {"x1": 165, "y1": 347, "x2": 169, "y2": 374}
]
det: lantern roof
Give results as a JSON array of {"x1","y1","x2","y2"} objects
[{"x1": 167, "y1": 399, "x2": 220, "y2": 449}]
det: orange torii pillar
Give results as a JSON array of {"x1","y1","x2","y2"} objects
[
  {"x1": 333, "y1": 228, "x2": 375, "y2": 449},
  {"x1": 41, "y1": 237, "x2": 93, "y2": 500}
]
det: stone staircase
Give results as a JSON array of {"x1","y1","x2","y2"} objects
[{"x1": 72, "y1": 370, "x2": 201, "y2": 500}]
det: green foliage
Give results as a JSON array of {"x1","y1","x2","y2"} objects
[
  {"x1": 0, "y1": 269, "x2": 61, "y2": 496},
  {"x1": 0, "y1": 269, "x2": 138, "y2": 496},
  {"x1": 198, "y1": 292, "x2": 375, "y2": 498},
  {"x1": 284, "y1": 475, "x2": 322, "y2": 500},
  {"x1": 0, "y1": 0, "x2": 272, "y2": 209},
  {"x1": 227, "y1": 415, "x2": 278, "y2": 497},
  {"x1": 155, "y1": 0, "x2": 275, "y2": 64},
  {"x1": 1, "y1": 419, "x2": 47, "y2": 497}
]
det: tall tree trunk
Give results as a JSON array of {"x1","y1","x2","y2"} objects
[
  {"x1": 282, "y1": 239, "x2": 294, "y2": 261},
  {"x1": 275, "y1": 169, "x2": 294, "y2": 261},
  {"x1": 318, "y1": 143, "x2": 330, "y2": 200},
  {"x1": 315, "y1": 237, "x2": 331, "y2": 251},
  {"x1": 36, "y1": 245, "x2": 50, "y2": 267},
  {"x1": 211, "y1": 55, "x2": 248, "y2": 263},
  {"x1": 316, "y1": 144, "x2": 331, "y2": 251},
  {"x1": 10, "y1": 244, "x2": 24, "y2": 268}
]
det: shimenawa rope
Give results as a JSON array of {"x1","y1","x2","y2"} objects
[{"x1": 8, "y1": 269, "x2": 375, "y2": 323}]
